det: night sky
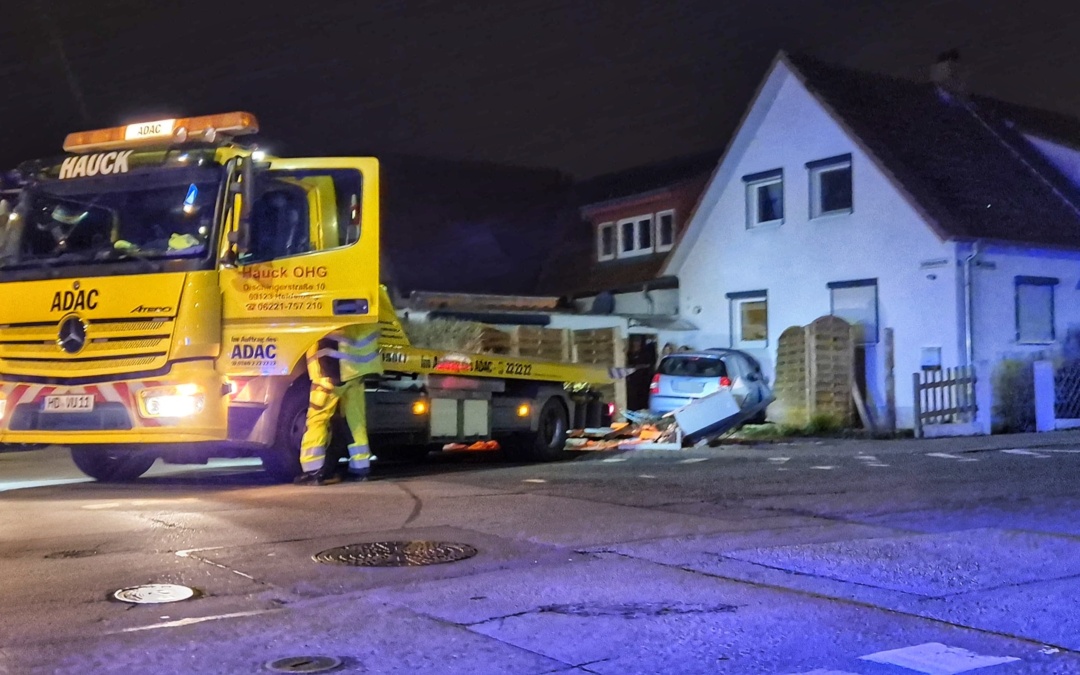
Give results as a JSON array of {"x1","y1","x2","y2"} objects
[{"x1": 2, "y1": 0, "x2": 1078, "y2": 178}]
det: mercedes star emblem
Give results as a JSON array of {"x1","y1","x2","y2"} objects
[{"x1": 57, "y1": 316, "x2": 87, "y2": 354}]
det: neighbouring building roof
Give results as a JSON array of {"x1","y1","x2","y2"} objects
[
  {"x1": 784, "y1": 52, "x2": 1080, "y2": 249},
  {"x1": 536, "y1": 151, "x2": 720, "y2": 298},
  {"x1": 377, "y1": 154, "x2": 576, "y2": 296}
]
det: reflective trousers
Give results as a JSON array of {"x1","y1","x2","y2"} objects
[{"x1": 299, "y1": 346, "x2": 372, "y2": 475}]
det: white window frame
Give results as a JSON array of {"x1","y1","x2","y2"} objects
[
  {"x1": 744, "y1": 170, "x2": 784, "y2": 229},
  {"x1": 617, "y1": 214, "x2": 654, "y2": 258},
  {"x1": 728, "y1": 291, "x2": 768, "y2": 349},
  {"x1": 655, "y1": 209, "x2": 675, "y2": 252},
  {"x1": 808, "y1": 155, "x2": 853, "y2": 219},
  {"x1": 596, "y1": 222, "x2": 615, "y2": 261},
  {"x1": 1015, "y1": 276, "x2": 1057, "y2": 344},
  {"x1": 829, "y1": 279, "x2": 878, "y2": 344}
]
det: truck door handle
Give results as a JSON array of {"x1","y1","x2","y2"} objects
[{"x1": 333, "y1": 298, "x2": 370, "y2": 315}]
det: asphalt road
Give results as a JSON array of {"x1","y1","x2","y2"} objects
[{"x1": 4, "y1": 431, "x2": 1080, "y2": 674}]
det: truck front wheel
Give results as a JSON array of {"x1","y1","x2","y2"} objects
[
  {"x1": 503, "y1": 397, "x2": 568, "y2": 462},
  {"x1": 261, "y1": 383, "x2": 306, "y2": 482},
  {"x1": 70, "y1": 447, "x2": 156, "y2": 482}
]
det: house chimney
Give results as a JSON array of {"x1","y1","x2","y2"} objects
[{"x1": 930, "y1": 49, "x2": 967, "y2": 97}]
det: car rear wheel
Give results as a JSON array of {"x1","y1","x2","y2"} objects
[{"x1": 70, "y1": 446, "x2": 157, "y2": 482}]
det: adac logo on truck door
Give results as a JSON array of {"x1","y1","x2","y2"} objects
[
  {"x1": 50, "y1": 281, "x2": 99, "y2": 312},
  {"x1": 58, "y1": 151, "x2": 133, "y2": 179}
]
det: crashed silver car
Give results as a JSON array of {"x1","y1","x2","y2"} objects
[{"x1": 649, "y1": 348, "x2": 772, "y2": 423}]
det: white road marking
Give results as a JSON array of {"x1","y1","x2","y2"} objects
[
  {"x1": 1001, "y1": 449, "x2": 1049, "y2": 458},
  {"x1": 601, "y1": 457, "x2": 628, "y2": 463},
  {"x1": 1037, "y1": 448, "x2": 1080, "y2": 454},
  {"x1": 811, "y1": 466, "x2": 835, "y2": 470},
  {"x1": 115, "y1": 609, "x2": 280, "y2": 633},
  {"x1": 768, "y1": 457, "x2": 791, "y2": 463},
  {"x1": 866, "y1": 463, "x2": 890, "y2": 467},
  {"x1": 175, "y1": 547, "x2": 223, "y2": 558},
  {"x1": 175, "y1": 547, "x2": 254, "y2": 580},
  {"x1": 678, "y1": 457, "x2": 710, "y2": 464},
  {"x1": 926, "y1": 453, "x2": 965, "y2": 460},
  {"x1": 856, "y1": 455, "x2": 879, "y2": 461},
  {"x1": 859, "y1": 642, "x2": 1019, "y2": 674},
  {"x1": 638, "y1": 474, "x2": 656, "y2": 479},
  {"x1": 522, "y1": 478, "x2": 547, "y2": 483}
]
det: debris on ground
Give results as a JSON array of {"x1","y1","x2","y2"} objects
[{"x1": 567, "y1": 391, "x2": 773, "y2": 452}]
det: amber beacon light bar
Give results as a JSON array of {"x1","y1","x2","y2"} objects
[{"x1": 63, "y1": 112, "x2": 259, "y2": 153}]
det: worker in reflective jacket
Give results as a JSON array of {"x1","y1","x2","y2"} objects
[{"x1": 295, "y1": 325, "x2": 383, "y2": 485}]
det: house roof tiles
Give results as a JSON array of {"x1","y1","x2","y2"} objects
[{"x1": 785, "y1": 52, "x2": 1080, "y2": 249}]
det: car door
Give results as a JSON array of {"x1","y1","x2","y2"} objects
[
  {"x1": 218, "y1": 157, "x2": 380, "y2": 376},
  {"x1": 723, "y1": 355, "x2": 754, "y2": 407},
  {"x1": 739, "y1": 354, "x2": 770, "y2": 404}
]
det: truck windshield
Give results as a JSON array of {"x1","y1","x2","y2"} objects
[{"x1": 0, "y1": 166, "x2": 223, "y2": 271}]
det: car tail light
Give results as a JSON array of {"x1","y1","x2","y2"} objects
[
  {"x1": 607, "y1": 402, "x2": 616, "y2": 417},
  {"x1": 649, "y1": 373, "x2": 660, "y2": 394},
  {"x1": 720, "y1": 376, "x2": 732, "y2": 387}
]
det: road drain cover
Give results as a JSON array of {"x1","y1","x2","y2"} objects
[
  {"x1": 44, "y1": 549, "x2": 97, "y2": 559},
  {"x1": 112, "y1": 583, "x2": 198, "y2": 604},
  {"x1": 313, "y1": 541, "x2": 478, "y2": 567},
  {"x1": 266, "y1": 656, "x2": 342, "y2": 673}
]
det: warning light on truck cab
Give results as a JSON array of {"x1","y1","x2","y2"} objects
[{"x1": 63, "y1": 112, "x2": 259, "y2": 153}]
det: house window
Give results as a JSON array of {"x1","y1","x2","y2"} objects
[
  {"x1": 596, "y1": 222, "x2": 615, "y2": 261},
  {"x1": 656, "y1": 210, "x2": 675, "y2": 252},
  {"x1": 617, "y1": 214, "x2": 654, "y2": 258},
  {"x1": 727, "y1": 290, "x2": 768, "y2": 348},
  {"x1": 808, "y1": 154, "x2": 853, "y2": 218},
  {"x1": 829, "y1": 279, "x2": 878, "y2": 344},
  {"x1": 744, "y1": 169, "x2": 783, "y2": 228},
  {"x1": 1015, "y1": 276, "x2": 1057, "y2": 344}
]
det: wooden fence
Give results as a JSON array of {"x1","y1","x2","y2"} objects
[{"x1": 913, "y1": 365, "x2": 976, "y2": 437}]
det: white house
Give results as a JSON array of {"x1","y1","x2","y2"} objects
[{"x1": 664, "y1": 51, "x2": 1080, "y2": 429}]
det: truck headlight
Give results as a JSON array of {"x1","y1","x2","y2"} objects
[{"x1": 138, "y1": 384, "x2": 205, "y2": 418}]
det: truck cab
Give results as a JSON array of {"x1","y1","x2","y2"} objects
[{"x1": 0, "y1": 113, "x2": 381, "y2": 480}]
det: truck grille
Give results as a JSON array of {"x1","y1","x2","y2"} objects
[{"x1": 0, "y1": 318, "x2": 173, "y2": 380}]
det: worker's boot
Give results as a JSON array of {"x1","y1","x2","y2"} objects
[{"x1": 293, "y1": 465, "x2": 342, "y2": 486}]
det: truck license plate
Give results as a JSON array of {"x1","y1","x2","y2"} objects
[{"x1": 42, "y1": 395, "x2": 95, "y2": 413}]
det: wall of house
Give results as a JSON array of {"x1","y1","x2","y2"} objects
[
  {"x1": 672, "y1": 66, "x2": 961, "y2": 429},
  {"x1": 586, "y1": 178, "x2": 709, "y2": 264},
  {"x1": 572, "y1": 288, "x2": 679, "y2": 316},
  {"x1": 969, "y1": 243, "x2": 1080, "y2": 365}
]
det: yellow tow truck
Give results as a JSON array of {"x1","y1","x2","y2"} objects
[{"x1": 0, "y1": 112, "x2": 618, "y2": 481}]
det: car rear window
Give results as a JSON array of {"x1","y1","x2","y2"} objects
[{"x1": 658, "y1": 356, "x2": 728, "y2": 378}]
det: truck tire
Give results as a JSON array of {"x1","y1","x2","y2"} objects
[
  {"x1": 504, "y1": 397, "x2": 568, "y2": 462},
  {"x1": 261, "y1": 383, "x2": 307, "y2": 482},
  {"x1": 70, "y1": 446, "x2": 156, "y2": 482}
]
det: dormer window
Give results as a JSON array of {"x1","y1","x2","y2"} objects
[
  {"x1": 656, "y1": 210, "x2": 675, "y2": 252},
  {"x1": 618, "y1": 214, "x2": 654, "y2": 258},
  {"x1": 597, "y1": 222, "x2": 615, "y2": 261}
]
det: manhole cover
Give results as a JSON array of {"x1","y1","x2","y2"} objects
[
  {"x1": 111, "y1": 583, "x2": 198, "y2": 604},
  {"x1": 266, "y1": 656, "x2": 342, "y2": 673},
  {"x1": 313, "y1": 541, "x2": 478, "y2": 567},
  {"x1": 44, "y1": 549, "x2": 97, "y2": 559}
]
